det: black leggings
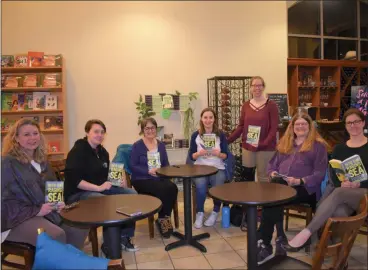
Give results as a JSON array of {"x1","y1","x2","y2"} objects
[
  {"x1": 132, "y1": 179, "x2": 178, "y2": 218},
  {"x1": 258, "y1": 177, "x2": 316, "y2": 246}
]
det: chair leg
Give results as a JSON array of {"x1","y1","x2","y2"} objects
[
  {"x1": 89, "y1": 227, "x2": 99, "y2": 257},
  {"x1": 173, "y1": 200, "x2": 179, "y2": 229},
  {"x1": 305, "y1": 209, "x2": 313, "y2": 253},
  {"x1": 148, "y1": 216, "x2": 154, "y2": 239},
  {"x1": 192, "y1": 188, "x2": 197, "y2": 221},
  {"x1": 285, "y1": 209, "x2": 289, "y2": 231},
  {"x1": 23, "y1": 250, "x2": 35, "y2": 270}
]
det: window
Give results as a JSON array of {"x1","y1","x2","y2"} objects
[
  {"x1": 288, "y1": 1, "x2": 320, "y2": 35},
  {"x1": 361, "y1": 1, "x2": 368, "y2": 38},
  {"x1": 288, "y1": 0, "x2": 367, "y2": 60},
  {"x1": 362, "y1": 41, "x2": 368, "y2": 61},
  {"x1": 289, "y1": 37, "x2": 321, "y2": 59},
  {"x1": 323, "y1": 1, "x2": 357, "y2": 38},
  {"x1": 324, "y1": 39, "x2": 357, "y2": 60}
]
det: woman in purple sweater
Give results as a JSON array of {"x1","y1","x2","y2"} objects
[
  {"x1": 256, "y1": 112, "x2": 329, "y2": 265},
  {"x1": 130, "y1": 117, "x2": 178, "y2": 239},
  {"x1": 227, "y1": 76, "x2": 279, "y2": 182}
]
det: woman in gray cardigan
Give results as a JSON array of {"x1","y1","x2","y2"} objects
[{"x1": 1, "y1": 118, "x2": 87, "y2": 249}]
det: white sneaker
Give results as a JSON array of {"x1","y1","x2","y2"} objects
[
  {"x1": 194, "y1": 212, "x2": 204, "y2": 229},
  {"x1": 204, "y1": 211, "x2": 218, "y2": 227}
]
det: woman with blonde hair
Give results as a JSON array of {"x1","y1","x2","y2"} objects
[
  {"x1": 1, "y1": 118, "x2": 87, "y2": 249},
  {"x1": 256, "y1": 112, "x2": 329, "y2": 265},
  {"x1": 227, "y1": 76, "x2": 279, "y2": 182}
]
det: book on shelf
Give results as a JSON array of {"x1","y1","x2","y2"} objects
[
  {"x1": 1, "y1": 55, "x2": 14, "y2": 67},
  {"x1": 4, "y1": 75, "x2": 23, "y2": 88},
  {"x1": 147, "y1": 151, "x2": 161, "y2": 170},
  {"x1": 246, "y1": 125, "x2": 261, "y2": 145},
  {"x1": 23, "y1": 74, "x2": 38, "y2": 87},
  {"x1": 42, "y1": 54, "x2": 62, "y2": 67},
  {"x1": 329, "y1": 154, "x2": 367, "y2": 183},
  {"x1": 107, "y1": 162, "x2": 125, "y2": 187},
  {"x1": 1, "y1": 93, "x2": 12, "y2": 111},
  {"x1": 47, "y1": 141, "x2": 61, "y2": 153},
  {"x1": 41, "y1": 73, "x2": 62, "y2": 87},
  {"x1": 44, "y1": 116, "x2": 63, "y2": 130},
  {"x1": 1, "y1": 118, "x2": 16, "y2": 131},
  {"x1": 11, "y1": 93, "x2": 18, "y2": 111},
  {"x1": 45, "y1": 181, "x2": 64, "y2": 203},
  {"x1": 33, "y1": 92, "x2": 46, "y2": 110},
  {"x1": 18, "y1": 93, "x2": 25, "y2": 111},
  {"x1": 14, "y1": 55, "x2": 28, "y2": 67},
  {"x1": 45, "y1": 95, "x2": 58, "y2": 110},
  {"x1": 25, "y1": 93, "x2": 33, "y2": 110},
  {"x1": 28, "y1": 52, "x2": 44, "y2": 67}
]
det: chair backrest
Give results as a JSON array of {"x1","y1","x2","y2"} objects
[
  {"x1": 49, "y1": 159, "x2": 66, "y2": 181},
  {"x1": 312, "y1": 194, "x2": 368, "y2": 270},
  {"x1": 112, "y1": 144, "x2": 133, "y2": 175}
]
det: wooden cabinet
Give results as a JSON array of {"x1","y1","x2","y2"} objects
[
  {"x1": 288, "y1": 58, "x2": 368, "y2": 121},
  {"x1": 1, "y1": 61, "x2": 68, "y2": 159}
]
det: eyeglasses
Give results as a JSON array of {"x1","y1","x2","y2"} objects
[
  {"x1": 251, "y1": 84, "x2": 264, "y2": 88},
  {"x1": 345, "y1": 120, "x2": 363, "y2": 126},
  {"x1": 294, "y1": 123, "x2": 309, "y2": 127},
  {"x1": 144, "y1": 127, "x2": 156, "y2": 132}
]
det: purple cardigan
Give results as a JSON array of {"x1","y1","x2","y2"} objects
[
  {"x1": 267, "y1": 141, "x2": 328, "y2": 200},
  {"x1": 130, "y1": 139, "x2": 170, "y2": 181}
]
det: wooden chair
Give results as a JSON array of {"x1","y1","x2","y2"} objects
[
  {"x1": 1, "y1": 241, "x2": 35, "y2": 270},
  {"x1": 284, "y1": 203, "x2": 314, "y2": 231},
  {"x1": 1, "y1": 233, "x2": 126, "y2": 270},
  {"x1": 124, "y1": 171, "x2": 180, "y2": 239},
  {"x1": 49, "y1": 158, "x2": 66, "y2": 181},
  {"x1": 260, "y1": 194, "x2": 368, "y2": 270}
]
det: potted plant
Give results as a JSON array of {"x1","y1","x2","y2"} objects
[
  {"x1": 183, "y1": 92, "x2": 199, "y2": 140},
  {"x1": 135, "y1": 94, "x2": 156, "y2": 134}
]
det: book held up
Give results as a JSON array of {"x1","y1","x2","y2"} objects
[
  {"x1": 246, "y1": 125, "x2": 261, "y2": 145},
  {"x1": 329, "y1": 154, "x2": 367, "y2": 183},
  {"x1": 147, "y1": 151, "x2": 161, "y2": 170},
  {"x1": 108, "y1": 162, "x2": 125, "y2": 186},
  {"x1": 45, "y1": 181, "x2": 64, "y2": 203}
]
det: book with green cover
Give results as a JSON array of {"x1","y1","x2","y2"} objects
[
  {"x1": 202, "y1": 133, "x2": 216, "y2": 150},
  {"x1": 246, "y1": 125, "x2": 261, "y2": 145},
  {"x1": 45, "y1": 181, "x2": 64, "y2": 203},
  {"x1": 329, "y1": 154, "x2": 367, "y2": 182},
  {"x1": 147, "y1": 151, "x2": 161, "y2": 170},
  {"x1": 108, "y1": 162, "x2": 125, "y2": 186}
]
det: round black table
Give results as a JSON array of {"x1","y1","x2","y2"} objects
[
  {"x1": 156, "y1": 164, "x2": 218, "y2": 252},
  {"x1": 209, "y1": 182, "x2": 297, "y2": 270},
  {"x1": 60, "y1": 194, "x2": 162, "y2": 259}
]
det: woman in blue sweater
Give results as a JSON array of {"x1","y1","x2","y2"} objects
[
  {"x1": 189, "y1": 108, "x2": 229, "y2": 228},
  {"x1": 130, "y1": 117, "x2": 178, "y2": 239}
]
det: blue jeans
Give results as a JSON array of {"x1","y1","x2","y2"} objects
[
  {"x1": 193, "y1": 169, "x2": 226, "y2": 213},
  {"x1": 68, "y1": 186, "x2": 137, "y2": 238}
]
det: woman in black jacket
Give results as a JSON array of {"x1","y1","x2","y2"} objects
[{"x1": 64, "y1": 119, "x2": 138, "y2": 254}]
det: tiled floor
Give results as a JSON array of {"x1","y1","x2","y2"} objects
[{"x1": 2, "y1": 193, "x2": 368, "y2": 269}]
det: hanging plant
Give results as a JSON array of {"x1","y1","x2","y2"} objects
[
  {"x1": 183, "y1": 92, "x2": 199, "y2": 140},
  {"x1": 134, "y1": 94, "x2": 156, "y2": 134}
]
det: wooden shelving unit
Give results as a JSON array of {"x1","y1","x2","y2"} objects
[
  {"x1": 1, "y1": 57, "x2": 68, "y2": 159},
  {"x1": 288, "y1": 59, "x2": 341, "y2": 121}
]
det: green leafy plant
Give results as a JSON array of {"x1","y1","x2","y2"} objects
[
  {"x1": 135, "y1": 95, "x2": 156, "y2": 133},
  {"x1": 183, "y1": 92, "x2": 199, "y2": 140}
]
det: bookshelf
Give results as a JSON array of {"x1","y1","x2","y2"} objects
[
  {"x1": 288, "y1": 59, "x2": 341, "y2": 121},
  {"x1": 1, "y1": 56, "x2": 68, "y2": 160}
]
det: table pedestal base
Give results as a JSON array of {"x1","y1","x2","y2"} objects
[
  {"x1": 104, "y1": 226, "x2": 122, "y2": 259},
  {"x1": 165, "y1": 231, "x2": 210, "y2": 252}
]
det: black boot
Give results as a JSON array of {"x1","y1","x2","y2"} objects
[{"x1": 241, "y1": 166, "x2": 256, "y2": 182}]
